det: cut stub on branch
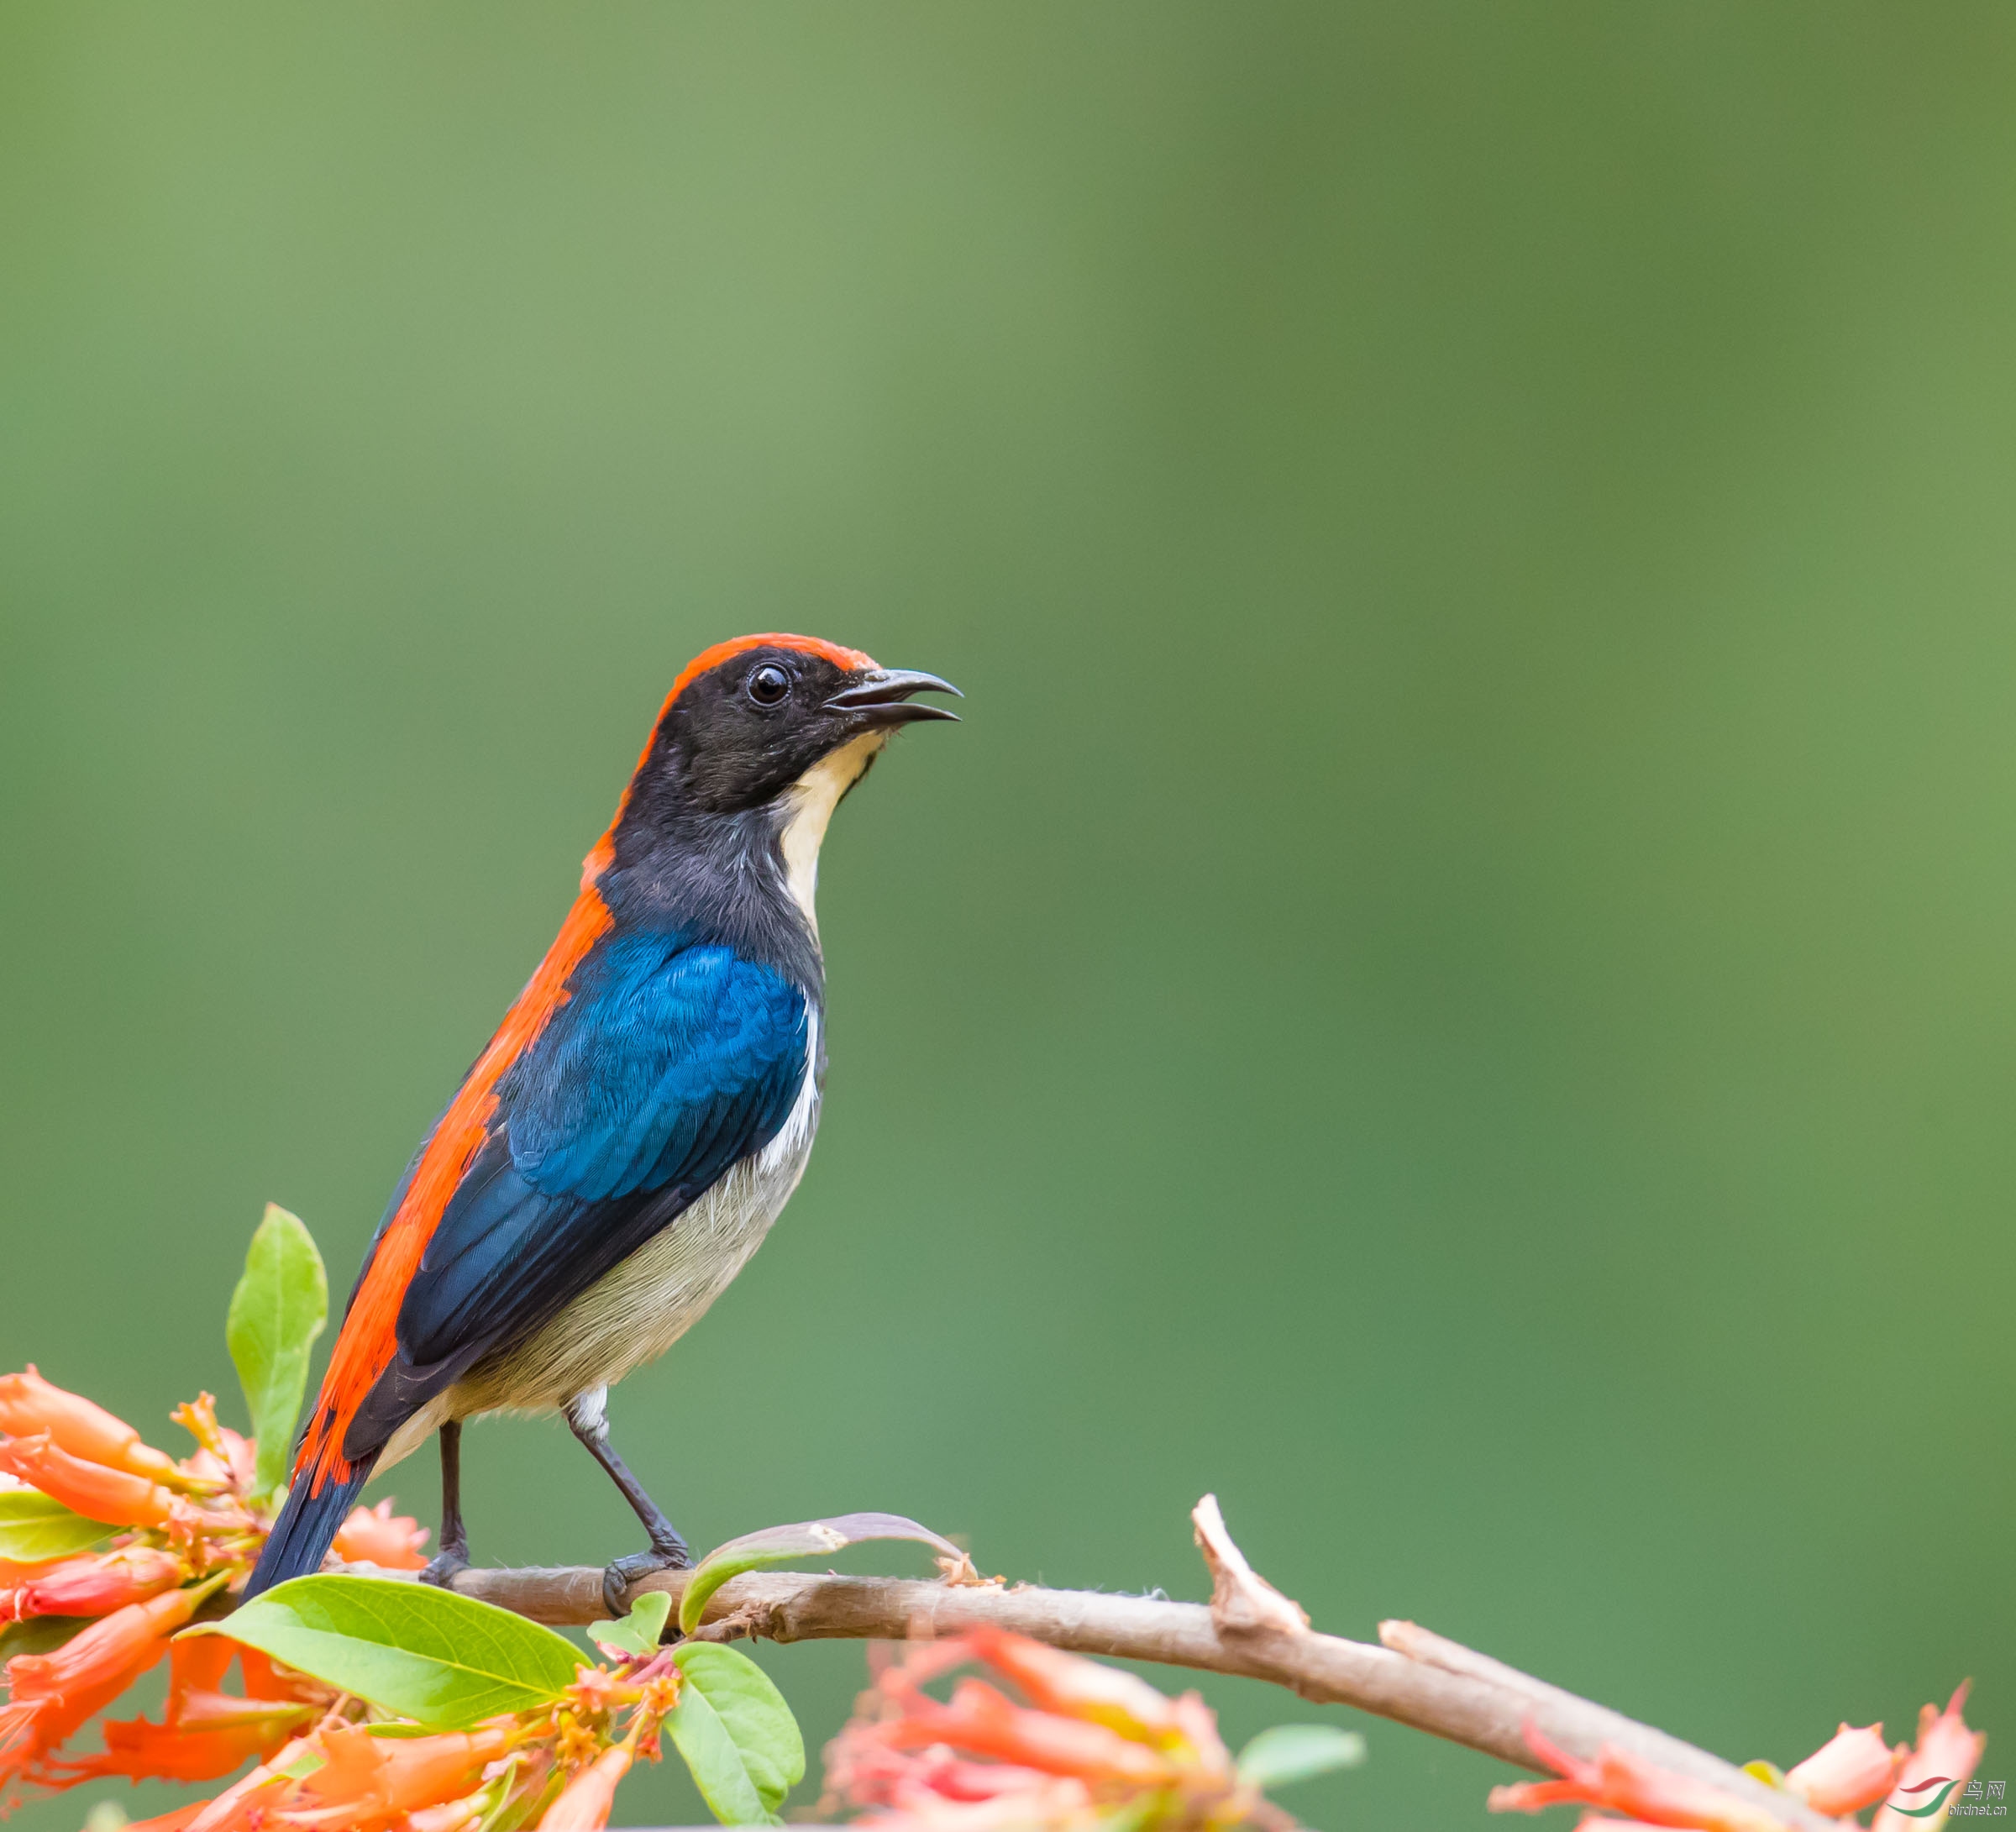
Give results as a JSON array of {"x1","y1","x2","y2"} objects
[{"x1": 1191, "y1": 1495, "x2": 1308, "y2": 1638}]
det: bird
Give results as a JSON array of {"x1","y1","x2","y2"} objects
[{"x1": 244, "y1": 633, "x2": 959, "y2": 1609}]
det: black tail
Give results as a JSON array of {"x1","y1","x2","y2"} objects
[{"x1": 243, "y1": 1457, "x2": 375, "y2": 1600}]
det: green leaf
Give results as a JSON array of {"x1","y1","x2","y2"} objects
[
  {"x1": 226, "y1": 1205, "x2": 328, "y2": 1498},
  {"x1": 189, "y1": 1574, "x2": 579, "y2": 1727},
  {"x1": 667, "y1": 1676, "x2": 765, "y2": 1827},
  {"x1": 678, "y1": 1512, "x2": 963, "y2": 1635},
  {"x1": 487, "y1": 1764, "x2": 559, "y2": 1832},
  {"x1": 0, "y1": 1488, "x2": 114, "y2": 1562},
  {"x1": 668, "y1": 1643, "x2": 804, "y2": 1826},
  {"x1": 0, "y1": 1614, "x2": 92, "y2": 1660},
  {"x1": 465, "y1": 1756, "x2": 543, "y2": 1832},
  {"x1": 1236, "y1": 1724, "x2": 1367, "y2": 1790},
  {"x1": 587, "y1": 1588, "x2": 669, "y2": 1659}
]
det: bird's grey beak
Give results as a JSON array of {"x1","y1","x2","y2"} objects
[{"x1": 825, "y1": 668, "x2": 963, "y2": 725}]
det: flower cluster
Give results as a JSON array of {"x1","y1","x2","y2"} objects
[
  {"x1": 0, "y1": 1367, "x2": 427, "y2": 1803},
  {"x1": 1488, "y1": 1686, "x2": 1987, "y2": 1832},
  {"x1": 822, "y1": 1627, "x2": 1292, "y2": 1832},
  {"x1": 115, "y1": 1656, "x2": 683, "y2": 1832},
  {"x1": 47, "y1": 1632, "x2": 328, "y2": 1791}
]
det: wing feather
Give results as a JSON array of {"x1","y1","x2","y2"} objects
[{"x1": 341, "y1": 932, "x2": 807, "y2": 1461}]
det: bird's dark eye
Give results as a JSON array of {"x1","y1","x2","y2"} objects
[{"x1": 746, "y1": 664, "x2": 791, "y2": 706}]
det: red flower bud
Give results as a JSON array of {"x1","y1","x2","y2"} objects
[
  {"x1": 0, "y1": 1556, "x2": 64, "y2": 1625},
  {"x1": 0, "y1": 1433, "x2": 175, "y2": 1528},
  {"x1": 0, "y1": 1368, "x2": 177, "y2": 1483},
  {"x1": 538, "y1": 1745, "x2": 633, "y2": 1832},
  {"x1": 7, "y1": 1547, "x2": 184, "y2": 1622}
]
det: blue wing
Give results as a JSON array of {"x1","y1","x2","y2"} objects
[{"x1": 342, "y1": 931, "x2": 808, "y2": 1460}]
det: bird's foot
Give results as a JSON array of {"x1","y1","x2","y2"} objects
[
  {"x1": 601, "y1": 1538, "x2": 691, "y2": 1620},
  {"x1": 419, "y1": 1546, "x2": 470, "y2": 1591}
]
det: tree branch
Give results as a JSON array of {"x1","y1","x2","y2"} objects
[{"x1": 343, "y1": 1494, "x2": 1831, "y2": 1832}]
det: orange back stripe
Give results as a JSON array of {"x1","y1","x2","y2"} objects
[{"x1": 297, "y1": 879, "x2": 613, "y2": 1490}]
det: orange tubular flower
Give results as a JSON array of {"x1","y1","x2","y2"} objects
[
  {"x1": 825, "y1": 1719, "x2": 1099, "y2": 1832},
  {"x1": 0, "y1": 1562, "x2": 62, "y2": 1624},
  {"x1": 50, "y1": 1633, "x2": 318, "y2": 1788},
  {"x1": 55, "y1": 1701, "x2": 311, "y2": 1784},
  {"x1": 0, "y1": 1581, "x2": 203, "y2": 1782},
  {"x1": 332, "y1": 1499, "x2": 431, "y2": 1570},
  {"x1": 1785, "y1": 1723, "x2": 1904, "y2": 1815},
  {"x1": 5, "y1": 1546, "x2": 184, "y2": 1622},
  {"x1": 1488, "y1": 1727, "x2": 1788, "y2": 1832},
  {"x1": 838, "y1": 1737, "x2": 1080, "y2": 1808},
  {"x1": 885, "y1": 1678, "x2": 1176, "y2": 1788},
  {"x1": 0, "y1": 1368, "x2": 179, "y2": 1483},
  {"x1": 0, "y1": 1433, "x2": 175, "y2": 1529},
  {"x1": 538, "y1": 1745, "x2": 634, "y2": 1832},
  {"x1": 827, "y1": 1630, "x2": 1254, "y2": 1832},
  {"x1": 962, "y1": 1628, "x2": 1184, "y2": 1741},
  {"x1": 180, "y1": 1740, "x2": 307, "y2": 1832},
  {"x1": 165, "y1": 1635, "x2": 239, "y2": 1710},
  {"x1": 164, "y1": 1726, "x2": 507, "y2": 1832},
  {"x1": 281, "y1": 1723, "x2": 513, "y2": 1829},
  {"x1": 235, "y1": 1646, "x2": 331, "y2": 1707},
  {"x1": 1872, "y1": 1687, "x2": 1987, "y2": 1832}
]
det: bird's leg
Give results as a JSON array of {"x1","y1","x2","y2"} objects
[
  {"x1": 563, "y1": 1387, "x2": 691, "y2": 1618},
  {"x1": 418, "y1": 1420, "x2": 470, "y2": 1588}
]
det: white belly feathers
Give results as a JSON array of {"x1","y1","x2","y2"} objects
[{"x1": 375, "y1": 1012, "x2": 822, "y2": 1472}]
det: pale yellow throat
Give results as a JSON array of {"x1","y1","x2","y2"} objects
[{"x1": 777, "y1": 729, "x2": 885, "y2": 937}]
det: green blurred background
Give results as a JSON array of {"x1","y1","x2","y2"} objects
[{"x1": 3, "y1": 5, "x2": 2013, "y2": 1826}]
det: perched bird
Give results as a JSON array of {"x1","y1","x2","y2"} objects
[{"x1": 245, "y1": 634, "x2": 958, "y2": 1609}]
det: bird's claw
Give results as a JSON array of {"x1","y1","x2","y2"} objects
[
  {"x1": 418, "y1": 1548, "x2": 470, "y2": 1591},
  {"x1": 601, "y1": 1541, "x2": 691, "y2": 1620}
]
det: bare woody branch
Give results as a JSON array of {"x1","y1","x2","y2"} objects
[{"x1": 355, "y1": 1496, "x2": 1830, "y2": 1832}]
